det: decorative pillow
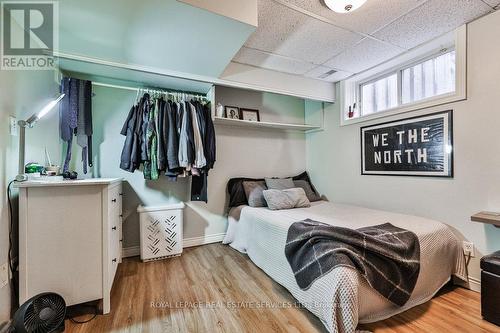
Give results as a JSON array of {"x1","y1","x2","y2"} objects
[
  {"x1": 293, "y1": 180, "x2": 321, "y2": 202},
  {"x1": 265, "y1": 177, "x2": 295, "y2": 190},
  {"x1": 227, "y1": 177, "x2": 263, "y2": 207},
  {"x1": 263, "y1": 188, "x2": 311, "y2": 210},
  {"x1": 242, "y1": 181, "x2": 267, "y2": 207},
  {"x1": 227, "y1": 172, "x2": 318, "y2": 208},
  {"x1": 292, "y1": 172, "x2": 320, "y2": 198}
]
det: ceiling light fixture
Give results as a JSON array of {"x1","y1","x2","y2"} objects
[{"x1": 324, "y1": 0, "x2": 367, "y2": 13}]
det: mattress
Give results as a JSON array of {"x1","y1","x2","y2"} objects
[{"x1": 222, "y1": 201, "x2": 467, "y2": 333}]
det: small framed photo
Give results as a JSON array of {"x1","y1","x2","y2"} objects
[
  {"x1": 224, "y1": 106, "x2": 241, "y2": 120},
  {"x1": 240, "y1": 108, "x2": 260, "y2": 122}
]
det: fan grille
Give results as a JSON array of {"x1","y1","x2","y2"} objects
[{"x1": 23, "y1": 294, "x2": 66, "y2": 333}]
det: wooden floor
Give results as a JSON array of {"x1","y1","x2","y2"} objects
[{"x1": 66, "y1": 244, "x2": 500, "y2": 333}]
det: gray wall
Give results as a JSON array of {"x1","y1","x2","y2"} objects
[
  {"x1": 66, "y1": 85, "x2": 307, "y2": 248},
  {"x1": 306, "y1": 10, "x2": 500, "y2": 285}
]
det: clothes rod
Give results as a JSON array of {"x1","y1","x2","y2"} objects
[{"x1": 91, "y1": 82, "x2": 208, "y2": 97}]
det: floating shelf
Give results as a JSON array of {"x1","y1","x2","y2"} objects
[{"x1": 213, "y1": 117, "x2": 321, "y2": 131}]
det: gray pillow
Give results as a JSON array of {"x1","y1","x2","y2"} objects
[
  {"x1": 242, "y1": 181, "x2": 267, "y2": 207},
  {"x1": 265, "y1": 177, "x2": 295, "y2": 190},
  {"x1": 293, "y1": 180, "x2": 321, "y2": 202},
  {"x1": 262, "y1": 188, "x2": 311, "y2": 210}
]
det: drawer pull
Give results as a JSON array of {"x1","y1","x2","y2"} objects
[
  {"x1": 119, "y1": 214, "x2": 123, "y2": 218},
  {"x1": 120, "y1": 239, "x2": 123, "y2": 242},
  {"x1": 112, "y1": 258, "x2": 117, "y2": 263},
  {"x1": 112, "y1": 226, "x2": 117, "y2": 231},
  {"x1": 112, "y1": 199, "x2": 117, "y2": 203},
  {"x1": 119, "y1": 193, "x2": 123, "y2": 196}
]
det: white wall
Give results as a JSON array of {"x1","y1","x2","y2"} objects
[
  {"x1": 0, "y1": 70, "x2": 59, "y2": 323},
  {"x1": 66, "y1": 85, "x2": 306, "y2": 248},
  {"x1": 306, "y1": 10, "x2": 500, "y2": 287}
]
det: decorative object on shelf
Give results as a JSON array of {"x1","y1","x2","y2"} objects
[
  {"x1": 361, "y1": 110, "x2": 453, "y2": 177},
  {"x1": 348, "y1": 105, "x2": 354, "y2": 118},
  {"x1": 216, "y1": 102, "x2": 225, "y2": 118},
  {"x1": 324, "y1": 0, "x2": 367, "y2": 13},
  {"x1": 224, "y1": 106, "x2": 240, "y2": 119},
  {"x1": 241, "y1": 108, "x2": 260, "y2": 122}
]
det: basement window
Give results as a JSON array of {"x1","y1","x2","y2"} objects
[
  {"x1": 341, "y1": 26, "x2": 466, "y2": 125},
  {"x1": 401, "y1": 51, "x2": 456, "y2": 104}
]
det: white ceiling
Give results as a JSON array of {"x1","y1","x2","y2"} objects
[{"x1": 232, "y1": 0, "x2": 498, "y2": 82}]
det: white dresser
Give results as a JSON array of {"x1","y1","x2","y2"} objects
[{"x1": 15, "y1": 178, "x2": 123, "y2": 314}]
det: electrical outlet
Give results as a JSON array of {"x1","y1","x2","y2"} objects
[
  {"x1": 0, "y1": 263, "x2": 8, "y2": 289},
  {"x1": 462, "y1": 241, "x2": 475, "y2": 257},
  {"x1": 9, "y1": 116, "x2": 18, "y2": 136}
]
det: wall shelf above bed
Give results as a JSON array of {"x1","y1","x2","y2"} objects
[{"x1": 213, "y1": 117, "x2": 321, "y2": 132}]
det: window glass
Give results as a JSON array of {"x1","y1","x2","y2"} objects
[
  {"x1": 402, "y1": 51, "x2": 455, "y2": 104},
  {"x1": 361, "y1": 73, "x2": 398, "y2": 115}
]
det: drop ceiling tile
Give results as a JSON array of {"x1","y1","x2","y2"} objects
[
  {"x1": 232, "y1": 47, "x2": 316, "y2": 75},
  {"x1": 373, "y1": 0, "x2": 492, "y2": 49},
  {"x1": 284, "y1": 0, "x2": 427, "y2": 34},
  {"x1": 324, "y1": 37, "x2": 405, "y2": 73},
  {"x1": 303, "y1": 65, "x2": 353, "y2": 82},
  {"x1": 245, "y1": 0, "x2": 363, "y2": 64},
  {"x1": 481, "y1": 0, "x2": 500, "y2": 7}
]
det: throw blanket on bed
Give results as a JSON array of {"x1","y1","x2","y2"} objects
[{"x1": 285, "y1": 219, "x2": 420, "y2": 306}]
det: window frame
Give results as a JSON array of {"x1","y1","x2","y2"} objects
[{"x1": 340, "y1": 25, "x2": 466, "y2": 126}]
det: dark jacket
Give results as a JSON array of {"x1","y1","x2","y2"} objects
[
  {"x1": 157, "y1": 98, "x2": 166, "y2": 171},
  {"x1": 203, "y1": 103, "x2": 216, "y2": 170},
  {"x1": 120, "y1": 105, "x2": 138, "y2": 171},
  {"x1": 166, "y1": 101, "x2": 180, "y2": 170}
]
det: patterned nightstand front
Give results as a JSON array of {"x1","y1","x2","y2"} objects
[{"x1": 138, "y1": 203, "x2": 184, "y2": 261}]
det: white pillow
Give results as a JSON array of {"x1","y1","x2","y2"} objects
[{"x1": 262, "y1": 188, "x2": 311, "y2": 210}]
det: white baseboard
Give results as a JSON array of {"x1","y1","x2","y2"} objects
[
  {"x1": 122, "y1": 233, "x2": 226, "y2": 258},
  {"x1": 183, "y1": 233, "x2": 226, "y2": 248},
  {"x1": 468, "y1": 275, "x2": 481, "y2": 293}
]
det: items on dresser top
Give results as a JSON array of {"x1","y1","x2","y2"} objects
[{"x1": 14, "y1": 178, "x2": 123, "y2": 314}]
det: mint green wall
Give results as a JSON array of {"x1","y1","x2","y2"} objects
[
  {"x1": 306, "y1": 11, "x2": 500, "y2": 285},
  {"x1": 58, "y1": 0, "x2": 255, "y2": 78}
]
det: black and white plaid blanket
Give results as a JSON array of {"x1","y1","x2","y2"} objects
[{"x1": 285, "y1": 219, "x2": 420, "y2": 306}]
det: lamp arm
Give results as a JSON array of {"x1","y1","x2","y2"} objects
[{"x1": 17, "y1": 121, "x2": 27, "y2": 181}]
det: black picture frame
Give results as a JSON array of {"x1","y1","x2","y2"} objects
[
  {"x1": 360, "y1": 110, "x2": 453, "y2": 177},
  {"x1": 240, "y1": 108, "x2": 260, "y2": 122},
  {"x1": 224, "y1": 106, "x2": 241, "y2": 120}
]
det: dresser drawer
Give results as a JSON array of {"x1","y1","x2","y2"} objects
[{"x1": 107, "y1": 183, "x2": 122, "y2": 289}]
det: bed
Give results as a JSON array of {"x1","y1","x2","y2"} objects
[{"x1": 222, "y1": 200, "x2": 467, "y2": 333}]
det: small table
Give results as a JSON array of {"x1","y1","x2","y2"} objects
[{"x1": 471, "y1": 212, "x2": 500, "y2": 228}]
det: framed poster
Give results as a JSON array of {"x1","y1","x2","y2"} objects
[{"x1": 361, "y1": 110, "x2": 453, "y2": 177}]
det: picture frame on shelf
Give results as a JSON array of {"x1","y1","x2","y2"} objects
[
  {"x1": 224, "y1": 106, "x2": 240, "y2": 120},
  {"x1": 240, "y1": 108, "x2": 260, "y2": 122}
]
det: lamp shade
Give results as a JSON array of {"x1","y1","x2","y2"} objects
[{"x1": 324, "y1": 0, "x2": 367, "y2": 13}]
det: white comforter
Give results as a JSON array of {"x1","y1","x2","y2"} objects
[{"x1": 222, "y1": 201, "x2": 467, "y2": 333}]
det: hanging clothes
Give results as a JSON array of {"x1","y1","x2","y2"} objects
[
  {"x1": 119, "y1": 90, "x2": 215, "y2": 201},
  {"x1": 60, "y1": 77, "x2": 93, "y2": 173}
]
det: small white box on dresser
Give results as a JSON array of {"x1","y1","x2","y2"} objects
[{"x1": 138, "y1": 203, "x2": 185, "y2": 262}]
